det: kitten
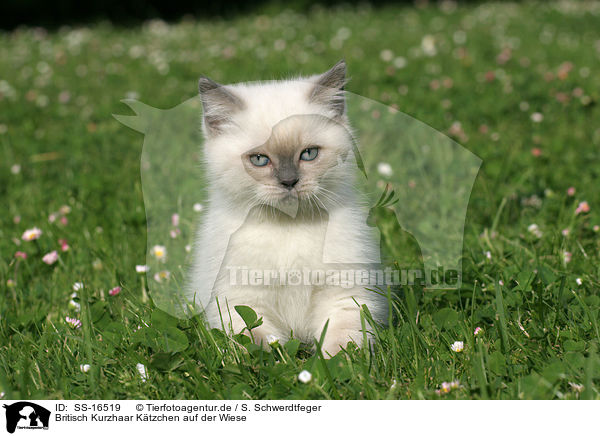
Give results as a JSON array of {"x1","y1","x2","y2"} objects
[{"x1": 188, "y1": 61, "x2": 387, "y2": 356}]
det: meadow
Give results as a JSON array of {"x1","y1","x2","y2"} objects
[{"x1": 1, "y1": 1, "x2": 600, "y2": 399}]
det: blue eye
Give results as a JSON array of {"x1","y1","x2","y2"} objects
[
  {"x1": 300, "y1": 147, "x2": 318, "y2": 161},
  {"x1": 250, "y1": 154, "x2": 270, "y2": 167}
]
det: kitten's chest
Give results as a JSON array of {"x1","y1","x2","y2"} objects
[{"x1": 224, "y1": 217, "x2": 328, "y2": 269}]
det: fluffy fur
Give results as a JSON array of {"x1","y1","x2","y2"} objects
[{"x1": 188, "y1": 61, "x2": 387, "y2": 356}]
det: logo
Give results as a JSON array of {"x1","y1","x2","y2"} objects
[
  {"x1": 115, "y1": 67, "x2": 481, "y2": 318},
  {"x1": 2, "y1": 402, "x2": 50, "y2": 434}
]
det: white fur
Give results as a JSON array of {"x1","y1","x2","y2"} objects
[{"x1": 188, "y1": 74, "x2": 387, "y2": 356}]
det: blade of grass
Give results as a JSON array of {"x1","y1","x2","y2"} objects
[{"x1": 495, "y1": 279, "x2": 510, "y2": 354}]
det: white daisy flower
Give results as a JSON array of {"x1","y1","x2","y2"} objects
[
  {"x1": 22, "y1": 227, "x2": 42, "y2": 241},
  {"x1": 69, "y1": 299, "x2": 81, "y2": 312},
  {"x1": 377, "y1": 162, "x2": 393, "y2": 177},
  {"x1": 151, "y1": 245, "x2": 167, "y2": 261},
  {"x1": 450, "y1": 341, "x2": 464, "y2": 353},
  {"x1": 527, "y1": 223, "x2": 543, "y2": 238},
  {"x1": 136, "y1": 363, "x2": 147, "y2": 382},
  {"x1": 136, "y1": 265, "x2": 150, "y2": 273},
  {"x1": 298, "y1": 370, "x2": 312, "y2": 384},
  {"x1": 153, "y1": 270, "x2": 171, "y2": 283},
  {"x1": 530, "y1": 112, "x2": 543, "y2": 123},
  {"x1": 568, "y1": 382, "x2": 583, "y2": 393}
]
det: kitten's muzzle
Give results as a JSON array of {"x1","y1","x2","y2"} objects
[
  {"x1": 280, "y1": 178, "x2": 299, "y2": 190},
  {"x1": 276, "y1": 158, "x2": 300, "y2": 190}
]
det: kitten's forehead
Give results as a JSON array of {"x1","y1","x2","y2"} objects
[
  {"x1": 264, "y1": 137, "x2": 299, "y2": 157},
  {"x1": 255, "y1": 114, "x2": 348, "y2": 158},
  {"x1": 230, "y1": 80, "x2": 332, "y2": 143},
  {"x1": 265, "y1": 116, "x2": 311, "y2": 155}
]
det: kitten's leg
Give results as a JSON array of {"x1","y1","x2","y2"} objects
[
  {"x1": 205, "y1": 295, "x2": 285, "y2": 350},
  {"x1": 309, "y1": 289, "x2": 373, "y2": 357}
]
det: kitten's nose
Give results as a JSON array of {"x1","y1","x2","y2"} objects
[{"x1": 280, "y1": 178, "x2": 299, "y2": 190}]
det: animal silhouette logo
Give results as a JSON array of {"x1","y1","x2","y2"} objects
[
  {"x1": 115, "y1": 89, "x2": 481, "y2": 318},
  {"x1": 2, "y1": 402, "x2": 50, "y2": 433}
]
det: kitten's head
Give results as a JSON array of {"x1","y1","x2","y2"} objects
[{"x1": 198, "y1": 61, "x2": 355, "y2": 213}]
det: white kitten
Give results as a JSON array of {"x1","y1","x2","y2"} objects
[{"x1": 187, "y1": 61, "x2": 387, "y2": 356}]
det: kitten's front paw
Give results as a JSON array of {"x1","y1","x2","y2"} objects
[
  {"x1": 250, "y1": 326, "x2": 283, "y2": 350},
  {"x1": 320, "y1": 329, "x2": 363, "y2": 357}
]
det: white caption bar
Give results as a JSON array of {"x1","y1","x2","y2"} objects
[{"x1": 0, "y1": 400, "x2": 594, "y2": 435}]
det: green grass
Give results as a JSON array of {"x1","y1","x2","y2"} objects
[{"x1": 1, "y1": 1, "x2": 600, "y2": 399}]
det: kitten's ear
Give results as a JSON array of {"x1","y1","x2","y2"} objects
[
  {"x1": 198, "y1": 76, "x2": 244, "y2": 136},
  {"x1": 309, "y1": 60, "x2": 347, "y2": 118}
]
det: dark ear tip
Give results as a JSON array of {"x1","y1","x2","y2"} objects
[
  {"x1": 198, "y1": 76, "x2": 219, "y2": 94},
  {"x1": 198, "y1": 76, "x2": 208, "y2": 93},
  {"x1": 328, "y1": 60, "x2": 347, "y2": 81},
  {"x1": 334, "y1": 59, "x2": 346, "y2": 70}
]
